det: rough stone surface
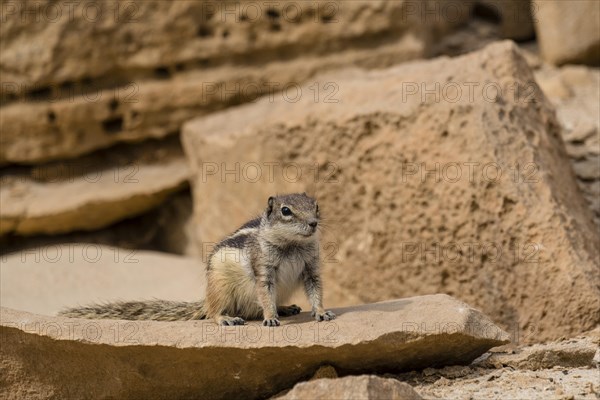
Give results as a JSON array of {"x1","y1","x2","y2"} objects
[
  {"x1": 0, "y1": 138, "x2": 189, "y2": 235},
  {"x1": 398, "y1": 330, "x2": 600, "y2": 399},
  {"x1": 0, "y1": 294, "x2": 509, "y2": 400},
  {"x1": 309, "y1": 365, "x2": 339, "y2": 381},
  {"x1": 1, "y1": 244, "x2": 205, "y2": 316},
  {"x1": 534, "y1": 64, "x2": 600, "y2": 227},
  {"x1": 0, "y1": 42, "x2": 421, "y2": 165},
  {"x1": 1, "y1": 0, "x2": 471, "y2": 97},
  {"x1": 401, "y1": 364, "x2": 599, "y2": 400},
  {"x1": 476, "y1": 335, "x2": 599, "y2": 370},
  {"x1": 0, "y1": 0, "x2": 473, "y2": 164},
  {"x1": 182, "y1": 41, "x2": 600, "y2": 342},
  {"x1": 279, "y1": 376, "x2": 423, "y2": 400},
  {"x1": 533, "y1": 0, "x2": 600, "y2": 65}
]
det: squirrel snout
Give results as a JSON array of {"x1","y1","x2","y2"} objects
[{"x1": 308, "y1": 220, "x2": 318, "y2": 228}]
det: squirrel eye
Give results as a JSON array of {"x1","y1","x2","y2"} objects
[{"x1": 281, "y1": 207, "x2": 292, "y2": 216}]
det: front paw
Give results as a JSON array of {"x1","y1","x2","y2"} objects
[
  {"x1": 312, "y1": 310, "x2": 336, "y2": 321},
  {"x1": 263, "y1": 318, "x2": 280, "y2": 327}
]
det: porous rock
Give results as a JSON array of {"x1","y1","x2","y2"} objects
[
  {"x1": 1, "y1": 0, "x2": 472, "y2": 95},
  {"x1": 0, "y1": 294, "x2": 508, "y2": 400},
  {"x1": 0, "y1": 0, "x2": 473, "y2": 164},
  {"x1": 182, "y1": 41, "x2": 600, "y2": 342},
  {"x1": 279, "y1": 375, "x2": 423, "y2": 400}
]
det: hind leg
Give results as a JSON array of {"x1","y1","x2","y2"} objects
[
  {"x1": 205, "y1": 263, "x2": 246, "y2": 326},
  {"x1": 277, "y1": 304, "x2": 302, "y2": 317},
  {"x1": 206, "y1": 294, "x2": 244, "y2": 326}
]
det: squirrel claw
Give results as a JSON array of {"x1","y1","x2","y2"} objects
[
  {"x1": 220, "y1": 317, "x2": 246, "y2": 326},
  {"x1": 263, "y1": 318, "x2": 280, "y2": 327},
  {"x1": 313, "y1": 310, "x2": 336, "y2": 321}
]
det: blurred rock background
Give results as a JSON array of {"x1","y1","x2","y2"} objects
[
  {"x1": 1, "y1": 1, "x2": 599, "y2": 399},
  {"x1": 2, "y1": 0, "x2": 598, "y2": 332}
]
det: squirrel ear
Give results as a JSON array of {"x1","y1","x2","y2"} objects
[{"x1": 267, "y1": 196, "x2": 274, "y2": 215}]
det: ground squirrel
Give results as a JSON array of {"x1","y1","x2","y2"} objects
[{"x1": 60, "y1": 193, "x2": 336, "y2": 326}]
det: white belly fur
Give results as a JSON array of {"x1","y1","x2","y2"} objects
[{"x1": 276, "y1": 254, "x2": 304, "y2": 305}]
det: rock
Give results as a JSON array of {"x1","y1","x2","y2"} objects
[
  {"x1": 1, "y1": 1, "x2": 472, "y2": 96},
  {"x1": 401, "y1": 331, "x2": 600, "y2": 399},
  {"x1": 405, "y1": 365, "x2": 599, "y2": 400},
  {"x1": 564, "y1": 122, "x2": 596, "y2": 145},
  {"x1": 0, "y1": 138, "x2": 189, "y2": 235},
  {"x1": 564, "y1": 143, "x2": 590, "y2": 161},
  {"x1": 593, "y1": 349, "x2": 600, "y2": 367},
  {"x1": 279, "y1": 376, "x2": 423, "y2": 400},
  {"x1": 0, "y1": 42, "x2": 419, "y2": 165},
  {"x1": 535, "y1": 66, "x2": 599, "y2": 138},
  {"x1": 475, "y1": 336, "x2": 599, "y2": 370},
  {"x1": 0, "y1": 244, "x2": 205, "y2": 316},
  {"x1": 573, "y1": 158, "x2": 600, "y2": 180},
  {"x1": 309, "y1": 365, "x2": 339, "y2": 381},
  {"x1": 147, "y1": 191, "x2": 198, "y2": 256},
  {"x1": 535, "y1": 65, "x2": 600, "y2": 226},
  {"x1": 532, "y1": 0, "x2": 600, "y2": 65},
  {"x1": 0, "y1": 0, "x2": 474, "y2": 164},
  {"x1": 0, "y1": 189, "x2": 195, "y2": 257},
  {"x1": 0, "y1": 294, "x2": 509, "y2": 400},
  {"x1": 477, "y1": 0, "x2": 535, "y2": 41},
  {"x1": 182, "y1": 41, "x2": 600, "y2": 342}
]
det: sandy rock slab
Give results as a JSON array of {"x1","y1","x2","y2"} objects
[
  {"x1": 1, "y1": 244, "x2": 206, "y2": 317},
  {"x1": 0, "y1": 138, "x2": 189, "y2": 236},
  {"x1": 0, "y1": 190, "x2": 197, "y2": 257},
  {"x1": 0, "y1": 294, "x2": 508, "y2": 400},
  {"x1": 182, "y1": 41, "x2": 600, "y2": 342},
  {"x1": 279, "y1": 375, "x2": 423, "y2": 400}
]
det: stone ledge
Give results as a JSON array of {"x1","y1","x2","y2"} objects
[{"x1": 0, "y1": 294, "x2": 508, "y2": 399}]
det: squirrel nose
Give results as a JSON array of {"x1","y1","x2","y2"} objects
[{"x1": 308, "y1": 220, "x2": 318, "y2": 228}]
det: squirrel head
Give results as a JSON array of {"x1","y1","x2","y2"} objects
[{"x1": 262, "y1": 193, "x2": 320, "y2": 245}]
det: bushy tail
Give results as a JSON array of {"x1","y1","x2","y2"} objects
[{"x1": 58, "y1": 300, "x2": 205, "y2": 321}]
